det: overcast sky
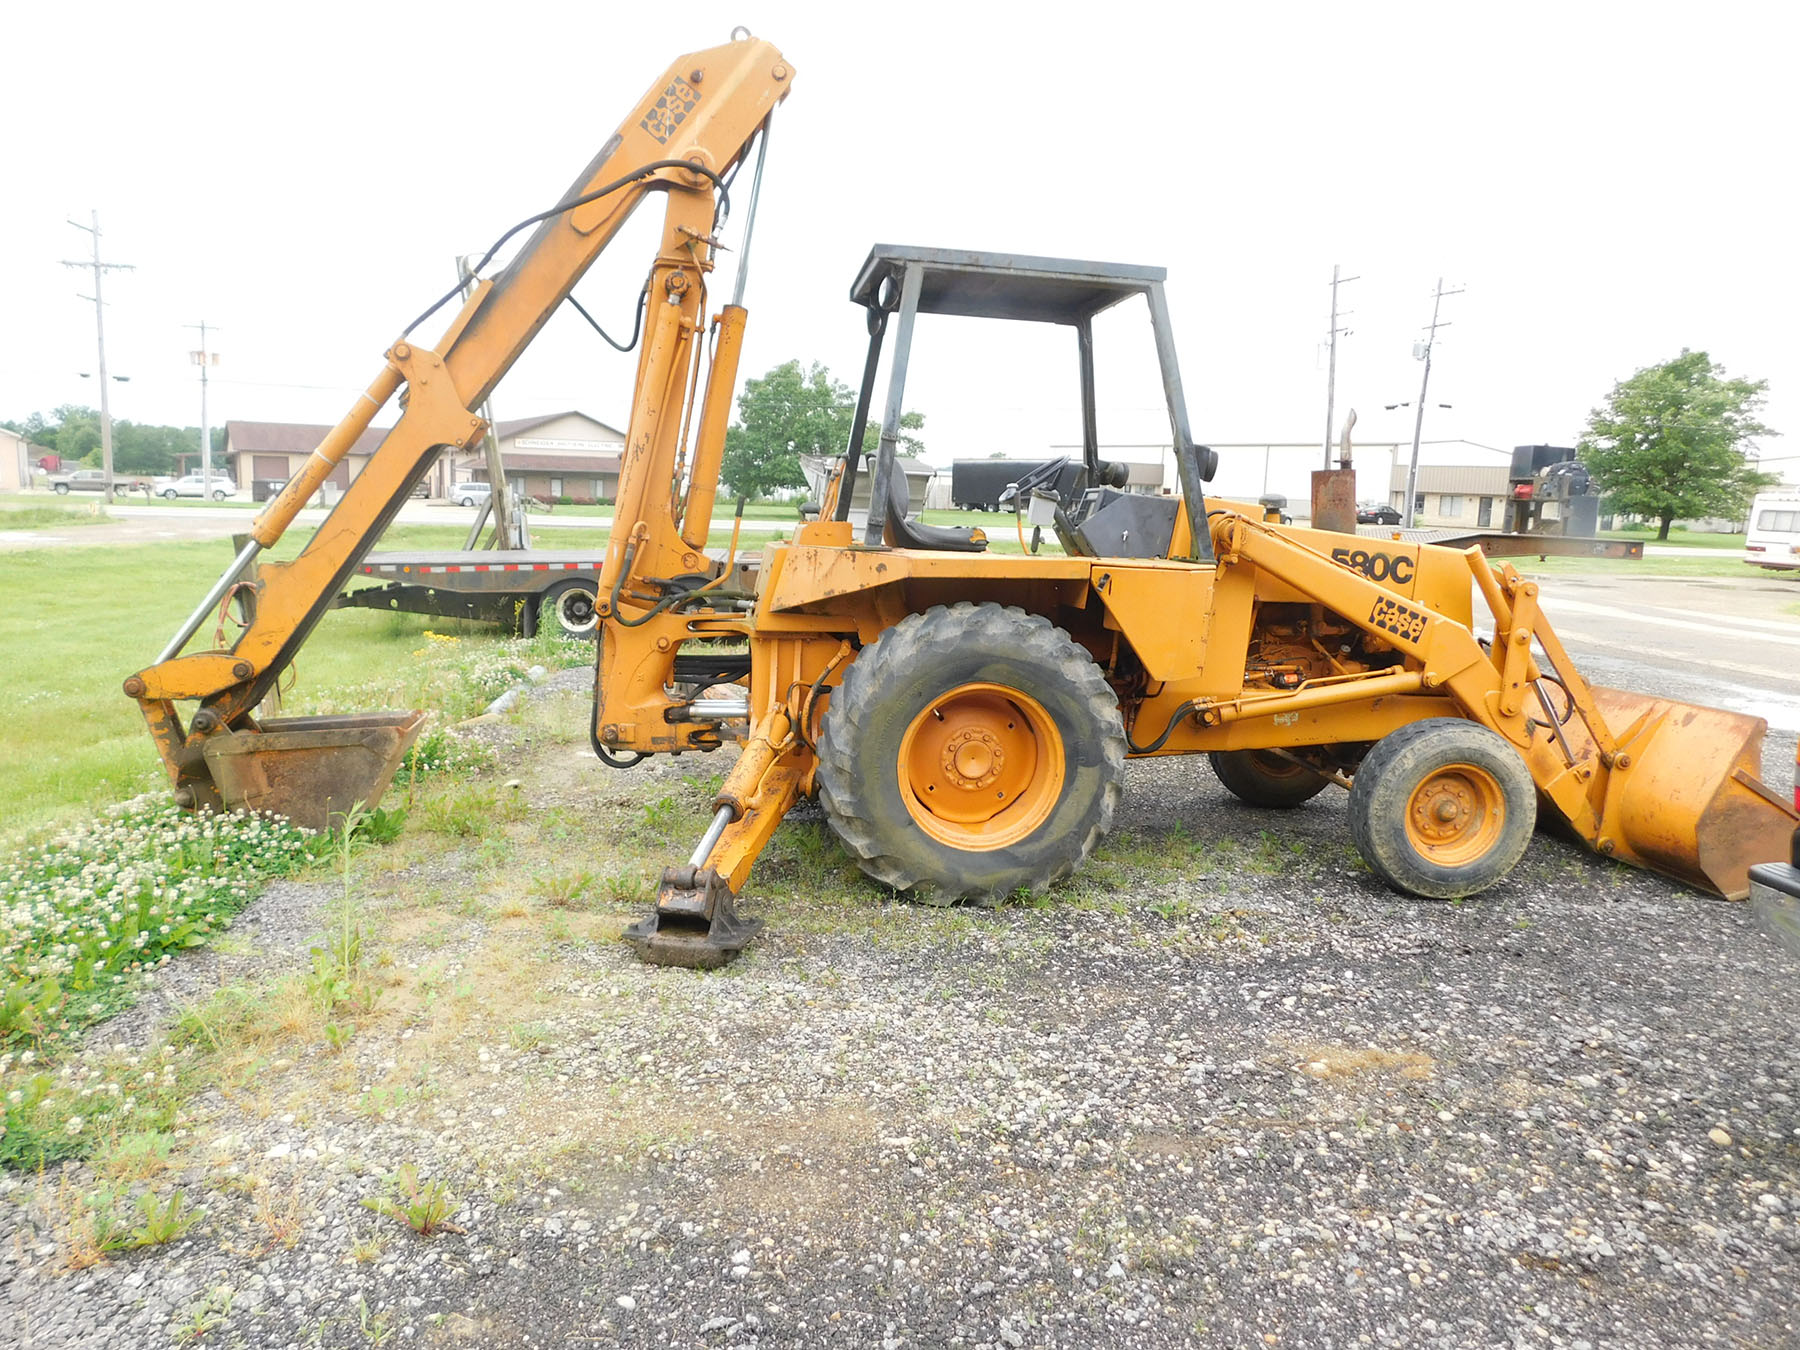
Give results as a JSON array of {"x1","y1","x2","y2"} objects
[{"x1": 6, "y1": 0, "x2": 1796, "y2": 505}]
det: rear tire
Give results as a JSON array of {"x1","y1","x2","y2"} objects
[
  {"x1": 816, "y1": 602, "x2": 1125, "y2": 902},
  {"x1": 1348, "y1": 718, "x2": 1535, "y2": 899},
  {"x1": 543, "y1": 579, "x2": 599, "y2": 639},
  {"x1": 1209, "y1": 748, "x2": 1330, "y2": 808}
]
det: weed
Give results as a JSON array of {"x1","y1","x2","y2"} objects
[
  {"x1": 305, "y1": 804, "x2": 380, "y2": 1020},
  {"x1": 95, "y1": 1129, "x2": 176, "y2": 1181},
  {"x1": 350, "y1": 1234, "x2": 385, "y2": 1263},
  {"x1": 602, "y1": 870, "x2": 652, "y2": 906},
  {"x1": 507, "y1": 1021, "x2": 552, "y2": 1052},
  {"x1": 129, "y1": 1188, "x2": 201, "y2": 1245},
  {"x1": 401, "y1": 728, "x2": 493, "y2": 780},
  {"x1": 362, "y1": 1162, "x2": 460, "y2": 1235},
  {"x1": 58, "y1": 1180, "x2": 201, "y2": 1267},
  {"x1": 357, "y1": 1294, "x2": 394, "y2": 1345},
  {"x1": 420, "y1": 783, "x2": 515, "y2": 838},
  {"x1": 1150, "y1": 895, "x2": 1196, "y2": 922},
  {"x1": 252, "y1": 1178, "x2": 307, "y2": 1251},
  {"x1": 640, "y1": 794, "x2": 683, "y2": 836},
  {"x1": 173, "y1": 1285, "x2": 235, "y2": 1343},
  {"x1": 531, "y1": 869, "x2": 594, "y2": 908}
]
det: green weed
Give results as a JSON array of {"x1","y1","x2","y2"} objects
[{"x1": 362, "y1": 1163, "x2": 459, "y2": 1235}]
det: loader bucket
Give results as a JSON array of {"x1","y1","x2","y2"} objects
[
  {"x1": 1586, "y1": 686, "x2": 1798, "y2": 900},
  {"x1": 201, "y1": 711, "x2": 426, "y2": 832}
]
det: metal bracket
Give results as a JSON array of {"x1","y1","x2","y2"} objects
[{"x1": 622, "y1": 864, "x2": 763, "y2": 970}]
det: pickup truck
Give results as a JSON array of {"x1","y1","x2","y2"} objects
[{"x1": 48, "y1": 468, "x2": 149, "y2": 495}]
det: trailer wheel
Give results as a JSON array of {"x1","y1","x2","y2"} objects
[
  {"x1": 816, "y1": 603, "x2": 1125, "y2": 903},
  {"x1": 544, "y1": 579, "x2": 599, "y2": 639},
  {"x1": 1209, "y1": 749, "x2": 1330, "y2": 808},
  {"x1": 1348, "y1": 718, "x2": 1536, "y2": 899}
]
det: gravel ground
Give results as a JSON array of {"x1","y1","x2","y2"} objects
[{"x1": 3, "y1": 669, "x2": 1798, "y2": 1350}]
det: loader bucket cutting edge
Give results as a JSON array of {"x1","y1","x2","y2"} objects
[
  {"x1": 1585, "y1": 686, "x2": 1798, "y2": 901},
  {"x1": 200, "y1": 711, "x2": 426, "y2": 833}
]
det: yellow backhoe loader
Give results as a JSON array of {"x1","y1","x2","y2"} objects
[{"x1": 125, "y1": 31, "x2": 1797, "y2": 969}]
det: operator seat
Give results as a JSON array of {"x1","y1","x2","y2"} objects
[{"x1": 880, "y1": 459, "x2": 987, "y2": 552}]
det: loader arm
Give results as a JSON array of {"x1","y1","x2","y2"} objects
[
  {"x1": 1208, "y1": 513, "x2": 1798, "y2": 898},
  {"x1": 126, "y1": 35, "x2": 793, "y2": 820}
]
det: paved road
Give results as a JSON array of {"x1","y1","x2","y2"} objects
[
  {"x1": 1525, "y1": 571, "x2": 1800, "y2": 794},
  {"x1": 0, "y1": 500, "x2": 798, "y2": 549}
]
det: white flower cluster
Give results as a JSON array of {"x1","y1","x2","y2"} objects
[{"x1": 1, "y1": 800, "x2": 315, "y2": 1045}]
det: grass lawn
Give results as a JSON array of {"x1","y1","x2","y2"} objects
[
  {"x1": 0, "y1": 502, "x2": 112, "y2": 530},
  {"x1": 1599, "y1": 528, "x2": 1746, "y2": 551},
  {"x1": 0, "y1": 526, "x2": 587, "y2": 840},
  {"x1": 1514, "y1": 553, "x2": 1776, "y2": 581}
]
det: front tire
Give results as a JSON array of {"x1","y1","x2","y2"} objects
[
  {"x1": 816, "y1": 602, "x2": 1125, "y2": 902},
  {"x1": 55, "y1": 484, "x2": 69, "y2": 495},
  {"x1": 163, "y1": 489, "x2": 178, "y2": 499},
  {"x1": 1209, "y1": 748, "x2": 1330, "y2": 808},
  {"x1": 1348, "y1": 718, "x2": 1536, "y2": 899}
]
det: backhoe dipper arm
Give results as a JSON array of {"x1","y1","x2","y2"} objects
[{"x1": 127, "y1": 36, "x2": 793, "y2": 798}]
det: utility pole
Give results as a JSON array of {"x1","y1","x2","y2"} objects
[
  {"x1": 457, "y1": 256, "x2": 516, "y2": 547},
  {"x1": 1401, "y1": 276, "x2": 1463, "y2": 528},
  {"x1": 62, "y1": 211, "x2": 134, "y2": 501},
  {"x1": 186, "y1": 322, "x2": 221, "y2": 493},
  {"x1": 1322, "y1": 264, "x2": 1358, "y2": 469}
]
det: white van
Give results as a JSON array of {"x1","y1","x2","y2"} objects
[{"x1": 1744, "y1": 491, "x2": 1800, "y2": 572}]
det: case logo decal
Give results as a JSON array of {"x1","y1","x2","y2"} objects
[
  {"x1": 641, "y1": 77, "x2": 700, "y2": 144},
  {"x1": 1370, "y1": 596, "x2": 1428, "y2": 645}
]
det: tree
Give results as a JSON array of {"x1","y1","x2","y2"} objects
[
  {"x1": 1578, "y1": 350, "x2": 1778, "y2": 540},
  {"x1": 3, "y1": 406, "x2": 216, "y2": 475},
  {"x1": 720, "y1": 359, "x2": 926, "y2": 500}
]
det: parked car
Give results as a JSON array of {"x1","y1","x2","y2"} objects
[
  {"x1": 49, "y1": 467, "x2": 150, "y2": 495},
  {"x1": 453, "y1": 481, "x2": 493, "y2": 508},
  {"x1": 157, "y1": 474, "x2": 239, "y2": 500},
  {"x1": 1357, "y1": 503, "x2": 1403, "y2": 525}
]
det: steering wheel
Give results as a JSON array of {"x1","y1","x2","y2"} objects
[{"x1": 998, "y1": 456, "x2": 1070, "y2": 510}]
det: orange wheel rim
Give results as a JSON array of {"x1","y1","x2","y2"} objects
[
  {"x1": 897, "y1": 684, "x2": 1064, "y2": 851},
  {"x1": 1404, "y1": 762, "x2": 1506, "y2": 865}
]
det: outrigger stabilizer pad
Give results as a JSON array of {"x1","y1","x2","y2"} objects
[{"x1": 622, "y1": 865, "x2": 764, "y2": 970}]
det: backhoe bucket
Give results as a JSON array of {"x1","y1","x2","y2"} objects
[
  {"x1": 201, "y1": 711, "x2": 426, "y2": 832},
  {"x1": 1586, "y1": 687, "x2": 1798, "y2": 900}
]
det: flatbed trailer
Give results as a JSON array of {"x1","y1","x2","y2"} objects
[
  {"x1": 1357, "y1": 526, "x2": 1645, "y2": 560},
  {"x1": 335, "y1": 549, "x2": 607, "y2": 638}
]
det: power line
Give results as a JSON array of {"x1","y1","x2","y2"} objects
[
  {"x1": 185, "y1": 321, "x2": 221, "y2": 490},
  {"x1": 1322, "y1": 264, "x2": 1359, "y2": 469},
  {"x1": 1401, "y1": 277, "x2": 1464, "y2": 527},
  {"x1": 61, "y1": 211, "x2": 134, "y2": 499}
]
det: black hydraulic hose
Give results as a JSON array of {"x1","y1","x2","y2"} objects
[
  {"x1": 1125, "y1": 700, "x2": 1203, "y2": 755},
  {"x1": 567, "y1": 276, "x2": 650, "y2": 352},
  {"x1": 400, "y1": 159, "x2": 730, "y2": 340}
]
